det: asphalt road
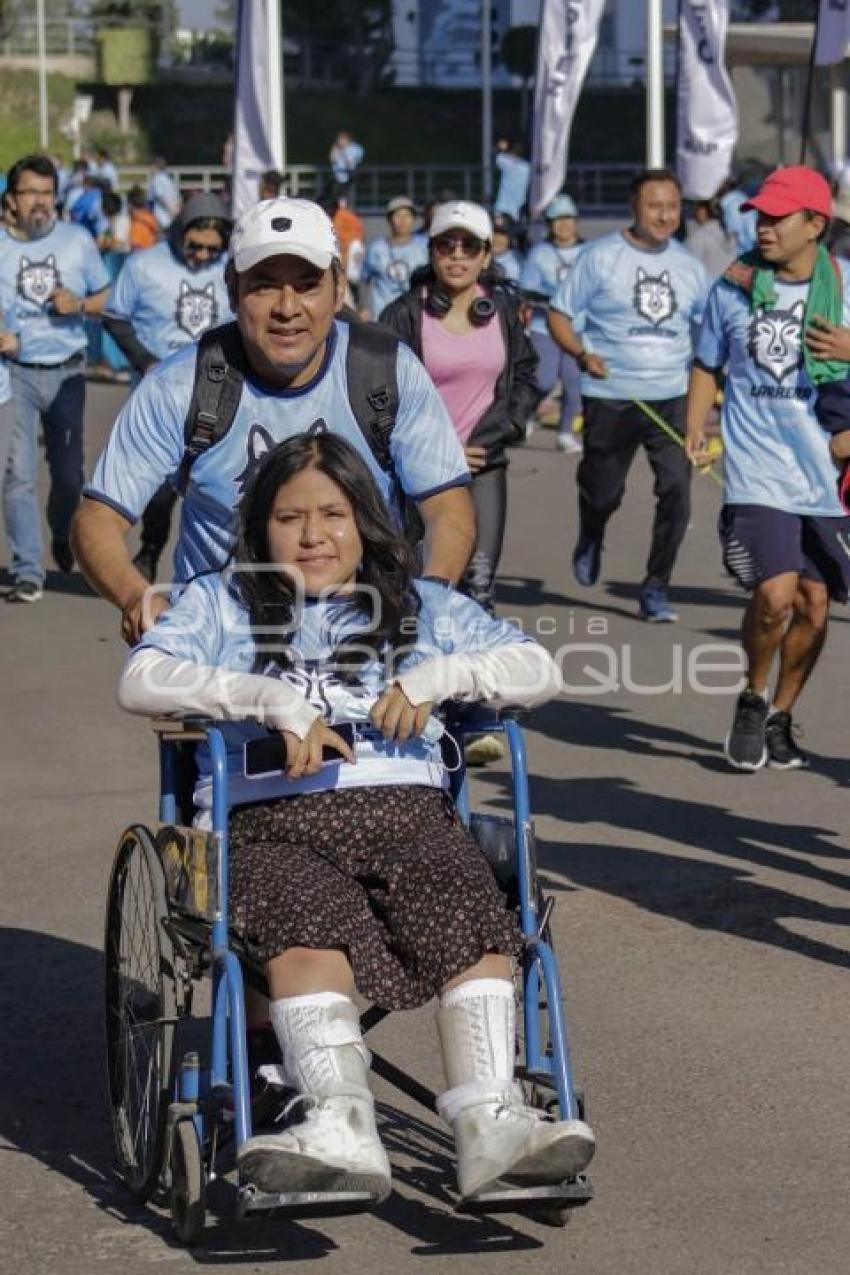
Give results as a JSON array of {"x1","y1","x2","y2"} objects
[{"x1": 2, "y1": 381, "x2": 849, "y2": 1274}]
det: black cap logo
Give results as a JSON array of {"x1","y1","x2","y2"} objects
[{"x1": 271, "y1": 216, "x2": 292, "y2": 233}]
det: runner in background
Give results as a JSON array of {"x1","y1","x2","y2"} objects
[
  {"x1": 363, "y1": 195, "x2": 428, "y2": 320},
  {"x1": 494, "y1": 139, "x2": 531, "y2": 222},
  {"x1": 491, "y1": 213, "x2": 523, "y2": 283},
  {"x1": 549, "y1": 169, "x2": 711, "y2": 622},
  {"x1": 520, "y1": 194, "x2": 584, "y2": 454},
  {"x1": 687, "y1": 165, "x2": 850, "y2": 771}
]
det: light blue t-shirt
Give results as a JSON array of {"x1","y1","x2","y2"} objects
[
  {"x1": 331, "y1": 141, "x2": 364, "y2": 184},
  {"x1": 720, "y1": 189, "x2": 758, "y2": 256},
  {"x1": 365, "y1": 236, "x2": 428, "y2": 319},
  {"x1": 552, "y1": 231, "x2": 711, "y2": 400},
  {"x1": 0, "y1": 282, "x2": 20, "y2": 405},
  {"x1": 137, "y1": 576, "x2": 531, "y2": 806},
  {"x1": 87, "y1": 319, "x2": 470, "y2": 583},
  {"x1": 494, "y1": 248, "x2": 522, "y2": 284},
  {"x1": 695, "y1": 267, "x2": 850, "y2": 516},
  {"x1": 520, "y1": 239, "x2": 584, "y2": 336},
  {"x1": 494, "y1": 153, "x2": 531, "y2": 220},
  {"x1": 148, "y1": 170, "x2": 180, "y2": 229},
  {"x1": 0, "y1": 221, "x2": 110, "y2": 364},
  {"x1": 104, "y1": 242, "x2": 233, "y2": 361}
]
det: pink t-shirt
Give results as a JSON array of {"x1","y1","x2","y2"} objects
[{"x1": 420, "y1": 309, "x2": 505, "y2": 444}]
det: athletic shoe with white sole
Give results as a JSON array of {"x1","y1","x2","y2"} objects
[
  {"x1": 724, "y1": 689, "x2": 768, "y2": 770},
  {"x1": 445, "y1": 1091, "x2": 596, "y2": 1201},
  {"x1": 638, "y1": 584, "x2": 679, "y2": 623},
  {"x1": 6, "y1": 580, "x2": 43, "y2": 604},
  {"x1": 765, "y1": 710, "x2": 808, "y2": 770},
  {"x1": 236, "y1": 1092, "x2": 391, "y2": 1201},
  {"x1": 556, "y1": 432, "x2": 582, "y2": 454},
  {"x1": 464, "y1": 733, "x2": 505, "y2": 766}
]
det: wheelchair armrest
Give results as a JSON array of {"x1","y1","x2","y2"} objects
[
  {"x1": 442, "y1": 701, "x2": 527, "y2": 732},
  {"x1": 150, "y1": 715, "x2": 215, "y2": 742}
]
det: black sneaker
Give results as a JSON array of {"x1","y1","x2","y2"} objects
[
  {"x1": 6, "y1": 579, "x2": 44, "y2": 604},
  {"x1": 133, "y1": 546, "x2": 160, "y2": 583},
  {"x1": 572, "y1": 536, "x2": 602, "y2": 587},
  {"x1": 765, "y1": 711, "x2": 808, "y2": 770},
  {"x1": 52, "y1": 538, "x2": 74, "y2": 573},
  {"x1": 724, "y1": 689, "x2": 768, "y2": 771}
]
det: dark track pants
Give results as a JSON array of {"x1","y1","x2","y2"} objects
[
  {"x1": 462, "y1": 465, "x2": 507, "y2": 614},
  {"x1": 577, "y1": 395, "x2": 691, "y2": 587}
]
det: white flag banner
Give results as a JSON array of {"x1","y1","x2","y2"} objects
[
  {"x1": 815, "y1": 0, "x2": 850, "y2": 66},
  {"x1": 233, "y1": 0, "x2": 284, "y2": 220},
  {"x1": 530, "y1": 0, "x2": 606, "y2": 216},
  {"x1": 676, "y1": 0, "x2": 738, "y2": 201}
]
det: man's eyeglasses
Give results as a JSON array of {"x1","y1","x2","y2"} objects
[{"x1": 432, "y1": 234, "x2": 485, "y2": 259}]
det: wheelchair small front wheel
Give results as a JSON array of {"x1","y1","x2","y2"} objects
[
  {"x1": 104, "y1": 824, "x2": 178, "y2": 1200},
  {"x1": 170, "y1": 1120, "x2": 206, "y2": 1245}
]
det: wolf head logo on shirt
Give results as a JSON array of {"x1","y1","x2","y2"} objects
[
  {"x1": 386, "y1": 259, "x2": 410, "y2": 285},
  {"x1": 175, "y1": 280, "x2": 218, "y2": 340},
  {"x1": 17, "y1": 255, "x2": 60, "y2": 308},
  {"x1": 633, "y1": 268, "x2": 678, "y2": 327},
  {"x1": 234, "y1": 424, "x2": 275, "y2": 496},
  {"x1": 748, "y1": 301, "x2": 805, "y2": 383}
]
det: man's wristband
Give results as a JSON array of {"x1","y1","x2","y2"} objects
[{"x1": 77, "y1": 298, "x2": 86, "y2": 316}]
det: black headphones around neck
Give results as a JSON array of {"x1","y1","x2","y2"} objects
[{"x1": 423, "y1": 284, "x2": 496, "y2": 326}]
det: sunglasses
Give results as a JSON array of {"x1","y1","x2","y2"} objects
[
  {"x1": 432, "y1": 234, "x2": 485, "y2": 258},
  {"x1": 184, "y1": 240, "x2": 223, "y2": 257}
]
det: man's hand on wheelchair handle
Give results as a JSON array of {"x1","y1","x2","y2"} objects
[
  {"x1": 281, "y1": 720, "x2": 356, "y2": 779},
  {"x1": 370, "y1": 684, "x2": 435, "y2": 742}
]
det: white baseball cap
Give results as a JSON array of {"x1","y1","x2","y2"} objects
[
  {"x1": 230, "y1": 197, "x2": 340, "y2": 273},
  {"x1": 428, "y1": 201, "x2": 493, "y2": 243}
]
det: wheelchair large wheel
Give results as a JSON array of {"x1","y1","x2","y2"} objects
[{"x1": 104, "y1": 824, "x2": 178, "y2": 1200}]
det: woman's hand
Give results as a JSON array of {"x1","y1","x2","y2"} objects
[
  {"x1": 281, "y1": 720, "x2": 356, "y2": 779},
  {"x1": 370, "y1": 684, "x2": 435, "y2": 742},
  {"x1": 464, "y1": 445, "x2": 488, "y2": 473},
  {"x1": 805, "y1": 316, "x2": 850, "y2": 361},
  {"x1": 0, "y1": 330, "x2": 19, "y2": 356}
]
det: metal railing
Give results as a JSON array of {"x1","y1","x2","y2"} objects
[
  {"x1": 114, "y1": 162, "x2": 638, "y2": 213},
  {"x1": 0, "y1": 18, "x2": 94, "y2": 58}
]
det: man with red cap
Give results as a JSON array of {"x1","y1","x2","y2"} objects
[{"x1": 687, "y1": 165, "x2": 850, "y2": 772}]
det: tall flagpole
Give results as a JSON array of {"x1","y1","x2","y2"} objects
[
  {"x1": 646, "y1": 0, "x2": 665, "y2": 167},
  {"x1": 36, "y1": 0, "x2": 49, "y2": 149},
  {"x1": 268, "y1": 0, "x2": 285, "y2": 172},
  {"x1": 482, "y1": 0, "x2": 493, "y2": 203}
]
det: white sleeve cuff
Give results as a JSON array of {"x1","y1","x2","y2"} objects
[{"x1": 396, "y1": 643, "x2": 562, "y2": 710}]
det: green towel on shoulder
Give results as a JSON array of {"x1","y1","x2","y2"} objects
[{"x1": 724, "y1": 244, "x2": 850, "y2": 386}]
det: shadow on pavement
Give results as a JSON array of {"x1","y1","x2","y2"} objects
[
  {"x1": 475, "y1": 768, "x2": 850, "y2": 971},
  {"x1": 0, "y1": 567, "x2": 94, "y2": 598},
  {"x1": 0, "y1": 928, "x2": 541, "y2": 1260}
]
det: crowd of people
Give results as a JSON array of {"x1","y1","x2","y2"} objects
[{"x1": 3, "y1": 136, "x2": 850, "y2": 1200}]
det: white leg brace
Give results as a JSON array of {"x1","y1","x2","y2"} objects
[
  {"x1": 270, "y1": 992, "x2": 372, "y2": 1101},
  {"x1": 436, "y1": 978, "x2": 520, "y2": 1124}
]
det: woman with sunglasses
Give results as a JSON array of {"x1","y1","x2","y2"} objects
[
  {"x1": 379, "y1": 202, "x2": 539, "y2": 619},
  {"x1": 102, "y1": 192, "x2": 234, "y2": 582}
]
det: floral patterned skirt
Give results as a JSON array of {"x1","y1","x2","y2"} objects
[{"x1": 228, "y1": 785, "x2": 521, "y2": 1010}]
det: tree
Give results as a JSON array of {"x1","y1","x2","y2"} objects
[
  {"x1": 500, "y1": 25, "x2": 537, "y2": 132},
  {"x1": 281, "y1": 0, "x2": 394, "y2": 95}
]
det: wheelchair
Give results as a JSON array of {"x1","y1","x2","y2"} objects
[{"x1": 103, "y1": 707, "x2": 593, "y2": 1244}]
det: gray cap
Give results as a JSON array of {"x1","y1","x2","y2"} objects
[
  {"x1": 386, "y1": 195, "x2": 416, "y2": 216},
  {"x1": 178, "y1": 192, "x2": 232, "y2": 231}
]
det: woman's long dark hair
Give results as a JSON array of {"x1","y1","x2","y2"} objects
[{"x1": 232, "y1": 432, "x2": 420, "y2": 675}]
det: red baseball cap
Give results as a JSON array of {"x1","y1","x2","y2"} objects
[{"x1": 742, "y1": 166, "x2": 833, "y2": 219}]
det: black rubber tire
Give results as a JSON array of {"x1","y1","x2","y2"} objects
[
  {"x1": 104, "y1": 824, "x2": 178, "y2": 1201},
  {"x1": 170, "y1": 1120, "x2": 206, "y2": 1245}
]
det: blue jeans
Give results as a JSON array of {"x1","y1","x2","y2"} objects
[
  {"x1": 529, "y1": 330, "x2": 582, "y2": 435},
  {"x1": 4, "y1": 361, "x2": 86, "y2": 585}
]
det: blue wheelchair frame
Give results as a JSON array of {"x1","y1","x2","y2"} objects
[{"x1": 154, "y1": 709, "x2": 590, "y2": 1224}]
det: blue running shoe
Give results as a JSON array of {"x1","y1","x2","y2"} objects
[
  {"x1": 639, "y1": 584, "x2": 679, "y2": 623},
  {"x1": 572, "y1": 537, "x2": 602, "y2": 587}
]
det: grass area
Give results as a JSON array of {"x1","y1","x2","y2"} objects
[{"x1": 0, "y1": 70, "x2": 669, "y2": 173}]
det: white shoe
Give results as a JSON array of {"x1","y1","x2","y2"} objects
[
  {"x1": 556, "y1": 432, "x2": 582, "y2": 454},
  {"x1": 237, "y1": 1092, "x2": 392, "y2": 1200},
  {"x1": 464, "y1": 733, "x2": 505, "y2": 766},
  {"x1": 448, "y1": 1091, "x2": 595, "y2": 1200}
]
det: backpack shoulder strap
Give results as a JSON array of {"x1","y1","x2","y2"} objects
[
  {"x1": 177, "y1": 321, "x2": 247, "y2": 494},
  {"x1": 344, "y1": 318, "x2": 401, "y2": 474}
]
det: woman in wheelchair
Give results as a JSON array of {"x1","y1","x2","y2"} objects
[{"x1": 118, "y1": 432, "x2": 595, "y2": 1204}]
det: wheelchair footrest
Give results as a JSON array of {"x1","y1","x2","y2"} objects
[
  {"x1": 236, "y1": 1183, "x2": 379, "y2": 1220},
  {"x1": 456, "y1": 1174, "x2": 594, "y2": 1215}
]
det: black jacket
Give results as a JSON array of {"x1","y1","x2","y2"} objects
[{"x1": 378, "y1": 282, "x2": 541, "y2": 470}]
